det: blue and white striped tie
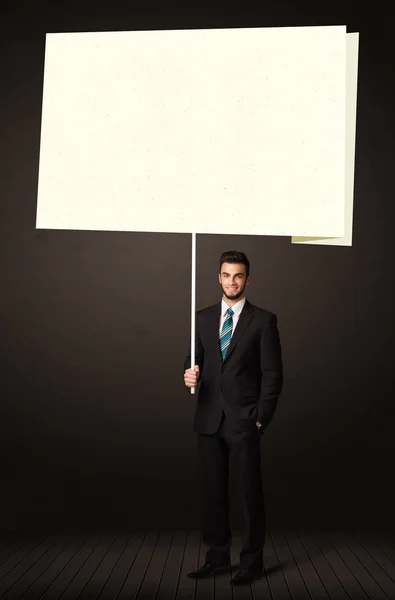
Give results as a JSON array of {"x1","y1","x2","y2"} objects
[{"x1": 220, "y1": 307, "x2": 234, "y2": 360}]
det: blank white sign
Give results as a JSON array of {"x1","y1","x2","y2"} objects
[
  {"x1": 292, "y1": 31, "x2": 358, "y2": 246},
  {"x1": 36, "y1": 26, "x2": 349, "y2": 238}
]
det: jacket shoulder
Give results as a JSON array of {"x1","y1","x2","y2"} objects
[
  {"x1": 249, "y1": 303, "x2": 277, "y2": 323},
  {"x1": 196, "y1": 303, "x2": 219, "y2": 317}
]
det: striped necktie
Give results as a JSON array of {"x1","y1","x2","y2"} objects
[{"x1": 220, "y1": 307, "x2": 234, "y2": 360}]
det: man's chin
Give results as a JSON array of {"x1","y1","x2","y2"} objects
[{"x1": 224, "y1": 290, "x2": 243, "y2": 300}]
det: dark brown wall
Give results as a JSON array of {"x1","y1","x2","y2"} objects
[{"x1": 1, "y1": 2, "x2": 394, "y2": 532}]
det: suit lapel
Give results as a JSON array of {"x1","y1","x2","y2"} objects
[
  {"x1": 209, "y1": 299, "x2": 255, "y2": 363},
  {"x1": 224, "y1": 300, "x2": 254, "y2": 362}
]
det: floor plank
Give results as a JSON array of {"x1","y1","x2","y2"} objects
[
  {"x1": 369, "y1": 535, "x2": 395, "y2": 569},
  {"x1": 0, "y1": 531, "x2": 394, "y2": 599},
  {"x1": 262, "y1": 533, "x2": 291, "y2": 600},
  {"x1": 21, "y1": 534, "x2": 90, "y2": 600},
  {"x1": 116, "y1": 532, "x2": 158, "y2": 600},
  {"x1": 271, "y1": 533, "x2": 311, "y2": 600},
  {"x1": 0, "y1": 535, "x2": 56, "y2": 598},
  {"x1": 156, "y1": 531, "x2": 187, "y2": 600},
  {"x1": 57, "y1": 533, "x2": 118, "y2": 600},
  {"x1": 134, "y1": 531, "x2": 173, "y2": 599},
  {"x1": 342, "y1": 533, "x2": 395, "y2": 599},
  {"x1": 96, "y1": 533, "x2": 144, "y2": 600},
  {"x1": 39, "y1": 533, "x2": 107, "y2": 600},
  {"x1": 0, "y1": 534, "x2": 48, "y2": 583},
  {"x1": 354, "y1": 533, "x2": 395, "y2": 585},
  {"x1": 0, "y1": 536, "x2": 32, "y2": 570},
  {"x1": 327, "y1": 533, "x2": 390, "y2": 600},
  {"x1": 0, "y1": 535, "x2": 26, "y2": 557},
  {"x1": 174, "y1": 530, "x2": 200, "y2": 600},
  {"x1": 298, "y1": 533, "x2": 349, "y2": 600},
  {"x1": 1, "y1": 534, "x2": 75, "y2": 600},
  {"x1": 78, "y1": 532, "x2": 132, "y2": 600},
  {"x1": 285, "y1": 532, "x2": 331, "y2": 600},
  {"x1": 312, "y1": 533, "x2": 370, "y2": 600}
]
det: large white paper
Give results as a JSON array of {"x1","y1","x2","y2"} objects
[
  {"x1": 36, "y1": 26, "x2": 348, "y2": 237},
  {"x1": 292, "y1": 32, "x2": 359, "y2": 246}
]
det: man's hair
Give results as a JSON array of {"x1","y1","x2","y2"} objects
[{"x1": 219, "y1": 251, "x2": 250, "y2": 278}]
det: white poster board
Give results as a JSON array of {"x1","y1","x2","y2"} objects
[{"x1": 36, "y1": 26, "x2": 358, "y2": 241}]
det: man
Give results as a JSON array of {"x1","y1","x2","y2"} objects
[{"x1": 183, "y1": 250, "x2": 283, "y2": 586}]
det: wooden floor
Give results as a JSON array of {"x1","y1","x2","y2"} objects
[{"x1": 0, "y1": 531, "x2": 394, "y2": 599}]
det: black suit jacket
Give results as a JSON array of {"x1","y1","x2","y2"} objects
[{"x1": 184, "y1": 298, "x2": 283, "y2": 434}]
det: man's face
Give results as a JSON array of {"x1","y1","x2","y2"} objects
[{"x1": 218, "y1": 262, "x2": 250, "y2": 301}]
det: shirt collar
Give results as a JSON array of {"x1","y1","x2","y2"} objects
[{"x1": 221, "y1": 296, "x2": 246, "y2": 318}]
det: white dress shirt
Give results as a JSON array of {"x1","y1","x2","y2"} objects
[
  {"x1": 219, "y1": 296, "x2": 246, "y2": 337},
  {"x1": 218, "y1": 296, "x2": 261, "y2": 427}
]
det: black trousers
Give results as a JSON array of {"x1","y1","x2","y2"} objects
[{"x1": 197, "y1": 411, "x2": 265, "y2": 570}]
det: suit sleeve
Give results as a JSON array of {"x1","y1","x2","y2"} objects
[
  {"x1": 183, "y1": 312, "x2": 205, "y2": 393},
  {"x1": 257, "y1": 314, "x2": 283, "y2": 428}
]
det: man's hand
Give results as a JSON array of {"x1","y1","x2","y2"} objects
[{"x1": 184, "y1": 365, "x2": 200, "y2": 388}]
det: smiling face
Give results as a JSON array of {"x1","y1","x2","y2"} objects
[{"x1": 218, "y1": 262, "x2": 251, "y2": 305}]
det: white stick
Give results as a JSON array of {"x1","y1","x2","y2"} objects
[{"x1": 191, "y1": 232, "x2": 196, "y2": 394}]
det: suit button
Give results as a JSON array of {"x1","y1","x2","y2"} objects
[
  {"x1": 222, "y1": 369, "x2": 226, "y2": 373},
  {"x1": 220, "y1": 388, "x2": 224, "y2": 392}
]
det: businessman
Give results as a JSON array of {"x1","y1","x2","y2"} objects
[{"x1": 183, "y1": 250, "x2": 283, "y2": 586}]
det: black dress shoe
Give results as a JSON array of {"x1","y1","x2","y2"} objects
[
  {"x1": 230, "y1": 568, "x2": 264, "y2": 585},
  {"x1": 187, "y1": 562, "x2": 231, "y2": 579}
]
